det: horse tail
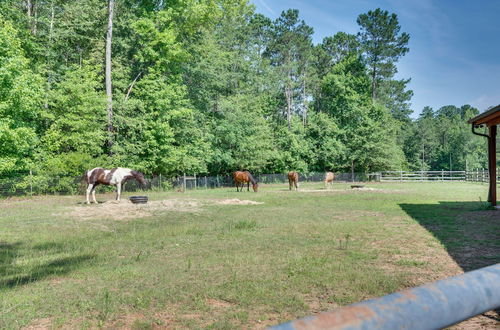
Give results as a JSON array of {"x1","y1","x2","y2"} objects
[{"x1": 81, "y1": 170, "x2": 89, "y2": 184}]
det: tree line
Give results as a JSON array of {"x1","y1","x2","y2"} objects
[{"x1": 0, "y1": 0, "x2": 489, "y2": 189}]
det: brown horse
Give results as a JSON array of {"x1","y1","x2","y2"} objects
[
  {"x1": 233, "y1": 171, "x2": 258, "y2": 192},
  {"x1": 288, "y1": 171, "x2": 299, "y2": 191},
  {"x1": 324, "y1": 172, "x2": 335, "y2": 189}
]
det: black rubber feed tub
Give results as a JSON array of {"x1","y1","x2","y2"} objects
[{"x1": 129, "y1": 196, "x2": 148, "y2": 204}]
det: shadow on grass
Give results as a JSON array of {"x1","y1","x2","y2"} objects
[
  {"x1": 0, "y1": 241, "x2": 95, "y2": 289},
  {"x1": 399, "y1": 201, "x2": 499, "y2": 272}
]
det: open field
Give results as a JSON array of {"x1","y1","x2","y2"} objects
[{"x1": 1, "y1": 182, "x2": 499, "y2": 329}]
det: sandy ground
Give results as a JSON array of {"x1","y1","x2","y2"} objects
[{"x1": 64, "y1": 198, "x2": 263, "y2": 220}]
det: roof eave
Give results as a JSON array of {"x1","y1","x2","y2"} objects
[{"x1": 468, "y1": 104, "x2": 500, "y2": 125}]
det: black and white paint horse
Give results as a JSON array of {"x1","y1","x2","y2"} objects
[{"x1": 84, "y1": 167, "x2": 147, "y2": 204}]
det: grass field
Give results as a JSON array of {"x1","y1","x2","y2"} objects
[{"x1": 1, "y1": 182, "x2": 499, "y2": 329}]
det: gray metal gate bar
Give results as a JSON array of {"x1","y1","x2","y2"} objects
[{"x1": 270, "y1": 263, "x2": 500, "y2": 330}]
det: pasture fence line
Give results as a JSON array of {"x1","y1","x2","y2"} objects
[
  {"x1": 0, "y1": 171, "x2": 372, "y2": 197},
  {"x1": 380, "y1": 169, "x2": 499, "y2": 182},
  {"x1": 0, "y1": 169, "x2": 497, "y2": 197}
]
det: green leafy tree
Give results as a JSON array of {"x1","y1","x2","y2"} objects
[
  {"x1": 266, "y1": 9, "x2": 314, "y2": 129},
  {"x1": 318, "y1": 56, "x2": 403, "y2": 172},
  {"x1": 0, "y1": 17, "x2": 44, "y2": 175},
  {"x1": 357, "y1": 8, "x2": 410, "y2": 100}
]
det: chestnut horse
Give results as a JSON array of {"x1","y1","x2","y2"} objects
[
  {"x1": 324, "y1": 172, "x2": 335, "y2": 189},
  {"x1": 287, "y1": 171, "x2": 299, "y2": 191},
  {"x1": 233, "y1": 171, "x2": 258, "y2": 192},
  {"x1": 84, "y1": 167, "x2": 147, "y2": 204}
]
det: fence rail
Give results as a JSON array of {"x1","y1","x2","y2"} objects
[{"x1": 381, "y1": 169, "x2": 500, "y2": 182}]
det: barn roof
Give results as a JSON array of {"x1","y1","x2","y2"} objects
[{"x1": 468, "y1": 104, "x2": 500, "y2": 126}]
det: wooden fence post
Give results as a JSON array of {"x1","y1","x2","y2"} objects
[
  {"x1": 183, "y1": 173, "x2": 186, "y2": 192},
  {"x1": 29, "y1": 169, "x2": 33, "y2": 196}
]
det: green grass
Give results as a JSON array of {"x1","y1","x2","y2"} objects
[{"x1": 0, "y1": 182, "x2": 498, "y2": 329}]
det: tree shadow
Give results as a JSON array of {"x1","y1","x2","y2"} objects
[
  {"x1": 0, "y1": 241, "x2": 95, "y2": 289},
  {"x1": 399, "y1": 201, "x2": 499, "y2": 272}
]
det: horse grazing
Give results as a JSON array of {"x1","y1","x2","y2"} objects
[
  {"x1": 324, "y1": 172, "x2": 335, "y2": 189},
  {"x1": 84, "y1": 167, "x2": 147, "y2": 204},
  {"x1": 233, "y1": 171, "x2": 258, "y2": 192},
  {"x1": 288, "y1": 171, "x2": 299, "y2": 191}
]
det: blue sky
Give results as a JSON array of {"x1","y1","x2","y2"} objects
[{"x1": 251, "y1": 0, "x2": 500, "y2": 117}]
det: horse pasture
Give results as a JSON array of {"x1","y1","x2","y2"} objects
[{"x1": 0, "y1": 182, "x2": 498, "y2": 329}]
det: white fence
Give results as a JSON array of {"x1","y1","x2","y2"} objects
[{"x1": 380, "y1": 169, "x2": 499, "y2": 182}]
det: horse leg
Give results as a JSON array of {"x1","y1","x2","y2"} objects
[
  {"x1": 86, "y1": 184, "x2": 93, "y2": 204},
  {"x1": 116, "y1": 183, "x2": 121, "y2": 201},
  {"x1": 91, "y1": 186, "x2": 98, "y2": 204}
]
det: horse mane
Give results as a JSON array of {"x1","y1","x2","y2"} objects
[{"x1": 245, "y1": 171, "x2": 257, "y2": 185}]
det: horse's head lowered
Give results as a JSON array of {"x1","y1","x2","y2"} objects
[
  {"x1": 252, "y1": 182, "x2": 259, "y2": 192},
  {"x1": 131, "y1": 170, "x2": 148, "y2": 188}
]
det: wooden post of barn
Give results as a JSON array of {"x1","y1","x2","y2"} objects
[{"x1": 487, "y1": 125, "x2": 497, "y2": 206}]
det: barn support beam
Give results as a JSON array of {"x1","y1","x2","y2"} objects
[
  {"x1": 270, "y1": 264, "x2": 500, "y2": 330},
  {"x1": 488, "y1": 125, "x2": 497, "y2": 206},
  {"x1": 471, "y1": 124, "x2": 497, "y2": 207}
]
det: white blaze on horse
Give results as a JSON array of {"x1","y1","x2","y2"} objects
[{"x1": 84, "y1": 167, "x2": 147, "y2": 204}]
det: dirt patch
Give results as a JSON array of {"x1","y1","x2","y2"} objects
[
  {"x1": 213, "y1": 198, "x2": 263, "y2": 205},
  {"x1": 206, "y1": 298, "x2": 233, "y2": 308},
  {"x1": 63, "y1": 198, "x2": 262, "y2": 220},
  {"x1": 64, "y1": 199, "x2": 201, "y2": 221},
  {"x1": 451, "y1": 310, "x2": 500, "y2": 329},
  {"x1": 22, "y1": 318, "x2": 51, "y2": 330}
]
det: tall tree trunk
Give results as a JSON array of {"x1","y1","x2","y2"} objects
[
  {"x1": 26, "y1": 0, "x2": 31, "y2": 16},
  {"x1": 302, "y1": 79, "x2": 307, "y2": 126},
  {"x1": 106, "y1": 0, "x2": 115, "y2": 153},
  {"x1": 26, "y1": 0, "x2": 32, "y2": 31},
  {"x1": 285, "y1": 70, "x2": 292, "y2": 130},
  {"x1": 285, "y1": 86, "x2": 292, "y2": 130},
  {"x1": 44, "y1": 1, "x2": 55, "y2": 110},
  {"x1": 371, "y1": 64, "x2": 377, "y2": 100}
]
